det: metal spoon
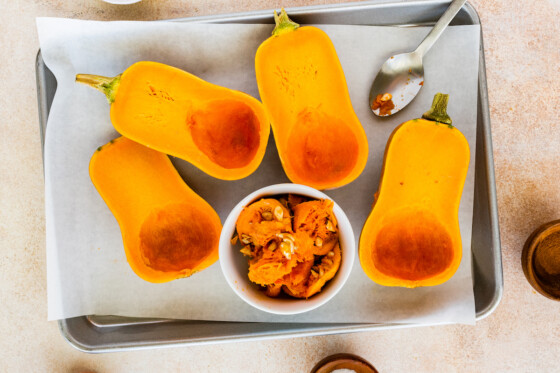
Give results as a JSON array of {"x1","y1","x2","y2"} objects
[{"x1": 369, "y1": 0, "x2": 467, "y2": 116}]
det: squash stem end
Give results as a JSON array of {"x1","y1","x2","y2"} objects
[
  {"x1": 75, "y1": 74, "x2": 121, "y2": 104},
  {"x1": 272, "y1": 8, "x2": 300, "y2": 36},
  {"x1": 422, "y1": 93, "x2": 453, "y2": 126}
]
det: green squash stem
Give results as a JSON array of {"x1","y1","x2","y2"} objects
[
  {"x1": 75, "y1": 74, "x2": 121, "y2": 104},
  {"x1": 272, "y1": 8, "x2": 300, "y2": 36},
  {"x1": 422, "y1": 93, "x2": 453, "y2": 126}
]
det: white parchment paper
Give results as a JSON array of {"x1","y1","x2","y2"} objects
[{"x1": 37, "y1": 18, "x2": 479, "y2": 324}]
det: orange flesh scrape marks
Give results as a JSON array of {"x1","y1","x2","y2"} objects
[
  {"x1": 139, "y1": 203, "x2": 218, "y2": 272},
  {"x1": 305, "y1": 243, "x2": 342, "y2": 297},
  {"x1": 188, "y1": 100, "x2": 260, "y2": 169},
  {"x1": 236, "y1": 195, "x2": 342, "y2": 298},
  {"x1": 236, "y1": 198, "x2": 292, "y2": 247},
  {"x1": 286, "y1": 109, "x2": 359, "y2": 185},
  {"x1": 373, "y1": 211, "x2": 453, "y2": 281},
  {"x1": 293, "y1": 200, "x2": 338, "y2": 256},
  {"x1": 286, "y1": 259, "x2": 315, "y2": 286},
  {"x1": 285, "y1": 243, "x2": 342, "y2": 298},
  {"x1": 248, "y1": 248, "x2": 298, "y2": 285}
]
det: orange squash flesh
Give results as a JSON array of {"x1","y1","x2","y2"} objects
[
  {"x1": 89, "y1": 136, "x2": 222, "y2": 283},
  {"x1": 255, "y1": 10, "x2": 368, "y2": 190},
  {"x1": 359, "y1": 94, "x2": 470, "y2": 288},
  {"x1": 248, "y1": 247, "x2": 299, "y2": 286},
  {"x1": 77, "y1": 61, "x2": 270, "y2": 180},
  {"x1": 283, "y1": 243, "x2": 342, "y2": 298},
  {"x1": 236, "y1": 195, "x2": 342, "y2": 298},
  {"x1": 236, "y1": 198, "x2": 292, "y2": 247},
  {"x1": 305, "y1": 243, "x2": 342, "y2": 297},
  {"x1": 293, "y1": 200, "x2": 339, "y2": 256}
]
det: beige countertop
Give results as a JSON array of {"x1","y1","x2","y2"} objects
[{"x1": 1, "y1": 0, "x2": 559, "y2": 371}]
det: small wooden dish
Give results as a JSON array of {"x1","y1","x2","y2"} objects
[
  {"x1": 310, "y1": 353, "x2": 378, "y2": 373},
  {"x1": 522, "y1": 219, "x2": 560, "y2": 301}
]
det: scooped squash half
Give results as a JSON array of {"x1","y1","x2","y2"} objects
[
  {"x1": 77, "y1": 61, "x2": 270, "y2": 180},
  {"x1": 255, "y1": 9, "x2": 368, "y2": 190},
  {"x1": 90, "y1": 136, "x2": 222, "y2": 283},
  {"x1": 359, "y1": 94, "x2": 470, "y2": 288}
]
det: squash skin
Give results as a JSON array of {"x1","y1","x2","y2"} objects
[
  {"x1": 82, "y1": 61, "x2": 270, "y2": 180},
  {"x1": 89, "y1": 137, "x2": 222, "y2": 283},
  {"x1": 255, "y1": 20, "x2": 368, "y2": 190},
  {"x1": 359, "y1": 118, "x2": 469, "y2": 288}
]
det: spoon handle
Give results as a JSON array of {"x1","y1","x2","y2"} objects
[{"x1": 414, "y1": 0, "x2": 467, "y2": 58}]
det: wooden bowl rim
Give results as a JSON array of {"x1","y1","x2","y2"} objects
[
  {"x1": 310, "y1": 353, "x2": 378, "y2": 373},
  {"x1": 521, "y1": 219, "x2": 560, "y2": 301}
]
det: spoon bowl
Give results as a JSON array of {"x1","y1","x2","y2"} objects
[{"x1": 369, "y1": 52, "x2": 424, "y2": 117}]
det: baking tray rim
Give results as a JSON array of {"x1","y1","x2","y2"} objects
[{"x1": 36, "y1": 0, "x2": 503, "y2": 352}]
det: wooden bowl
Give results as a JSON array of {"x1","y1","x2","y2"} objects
[
  {"x1": 310, "y1": 353, "x2": 378, "y2": 373},
  {"x1": 522, "y1": 219, "x2": 560, "y2": 301}
]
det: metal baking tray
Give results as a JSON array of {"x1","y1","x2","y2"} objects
[{"x1": 36, "y1": 0, "x2": 502, "y2": 352}]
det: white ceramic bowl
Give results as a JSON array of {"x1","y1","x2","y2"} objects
[{"x1": 219, "y1": 184, "x2": 355, "y2": 315}]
